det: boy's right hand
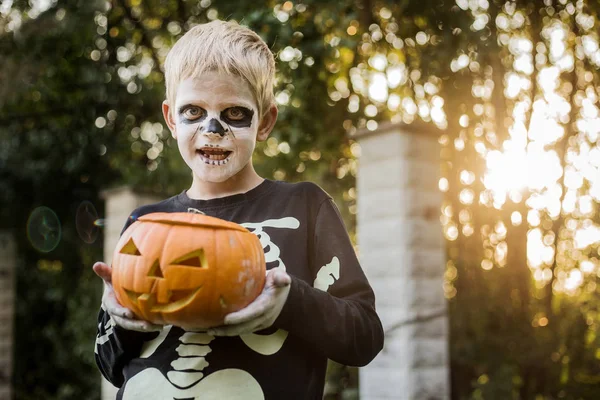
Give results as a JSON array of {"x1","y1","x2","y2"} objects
[{"x1": 93, "y1": 261, "x2": 162, "y2": 332}]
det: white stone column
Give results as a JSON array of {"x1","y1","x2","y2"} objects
[
  {"x1": 0, "y1": 232, "x2": 15, "y2": 400},
  {"x1": 99, "y1": 187, "x2": 161, "y2": 400},
  {"x1": 355, "y1": 123, "x2": 449, "y2": 400}
]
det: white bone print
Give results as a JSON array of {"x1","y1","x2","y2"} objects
[
  {"x1": 314, "y1": 257, "x2": 340, "y2": 291},
  {"x1": 139, "y1": 325, "x2": 172, "y2": 359},
  {"x1": 122, "y1": 368, "x2": 263, "y2": 399},
  {"x1": 239, "y1": 218, "x2": 299, "y2": 354},
  {"x1": 241, "y1": 217, "x2": 300, "y2": 271},
  {"x1": 168, "y1": 332, "x2": 212, "y2": 388},
  {"x1": 94, "y1": 307, "x2": 115, "y2": 353},
  {"x1": 123, "y1": 330, "x2": 264, "y2": 399}
]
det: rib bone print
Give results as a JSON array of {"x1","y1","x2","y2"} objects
[
  {"x1": 241, "y1": 217, "x2": 300, "y2": 271},
  {"x1": 123, "y1": 330, "x2": 264, "y2": 399}
]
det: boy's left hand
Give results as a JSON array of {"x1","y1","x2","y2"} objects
[{"x1": 207, "y1": 268, "x2": 291, "y2": 336}]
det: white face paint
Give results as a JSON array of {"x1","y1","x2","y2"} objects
[{"x1": 171, "y1": 72, "x2": 260, "y2": 184}]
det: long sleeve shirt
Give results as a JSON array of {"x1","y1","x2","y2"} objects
[{"x1": 95, "y1": 179, "x2": 384, "y2": 400}]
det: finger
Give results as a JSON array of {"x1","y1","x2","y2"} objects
[
  {"x1": 107, "y1": 305, "x2": 134, "y2": 320},
  {"x1": 224, "y1": 279, "x2": 292, "y2": 325},
  {"x1": 265, "y1": 268, "x2": 290, "y2": 287},
  {"x1": 224, "y1": 311, "x2": 266, "y2": 327},
  {"x1": 116, "y1": 316, "x2": 162, "y2": 332},
  {"x1": 224, "y1": 303, "x2": 268, "y2": 326},
  {"x1": 93, "y1": 262, "x2": 112, "y2": 283},
  {"x1": 209, "y1": 319, "x2": 264, "y2": 337},
  {"x1": 112, "y1": 314, "x2": 162, "y2": 332},
  {"x1": 271, "y1": 270, "x2": 291, "y2": 287},
  {"x1": 104, "y1": 295, "x2": 134, "y2": 319},
  {"x1": 223, "y1": 294, "x2": 270, "y2": 325}
]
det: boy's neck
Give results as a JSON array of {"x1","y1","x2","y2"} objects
[{"x1": 186, "y1": 164, "x2": 264, "y2": 200}]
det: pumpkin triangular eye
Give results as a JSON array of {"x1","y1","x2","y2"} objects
[
  {"x1": 172, "y1": 249, "x2": 207, "y2": 268},
  {"x1": 120, "y1": 238, "x2": 141, "y2": 255},
  {"x1": 124, "y1": 289, "x2": 140, "y2": 305},
  {"x1": 148, "y1": 259, "x2": 164, "y2": 278}
]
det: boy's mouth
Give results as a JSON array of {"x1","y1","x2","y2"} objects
[{"x1": 197, "y1": 147, "x2": 233, "y2": 165}]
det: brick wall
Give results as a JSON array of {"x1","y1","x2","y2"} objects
[
  {"x1": 0, "y1": 232, "x2": 15, "y2": 400},
  {"x1": 355, "y1": 124, "x2": 449, "y2": 399},
  {"x1": 100, "y1": 187, "x2": 161, "y2": 400}
]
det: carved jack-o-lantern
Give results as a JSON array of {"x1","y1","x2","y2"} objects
[{"x1": 111, "y1": 212, "x2": 265, "y2": 329}]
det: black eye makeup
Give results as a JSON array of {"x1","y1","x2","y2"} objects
[
  {"x1": 178, "y1": 105, "x2": 207, "y2": 124},
  {"x1": 221, "y1": 106, "x2": 254, "y2": 128}
]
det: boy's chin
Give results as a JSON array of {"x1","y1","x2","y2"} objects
[
  {"x1": 195, "y1": 173, "x2": 232, "y2": 183},
  {"x1": 192, "y1": 167, "x2": 239, "y2": 183},
  {"x1": 204, "y1": 175, "x2": 232, "y2": 183}
]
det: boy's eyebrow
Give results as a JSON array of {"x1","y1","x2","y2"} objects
[
  {"x1": 177, "y1": 104, "x2": 196, "y2": 113},
  {"x1": 176, "y1": 99, "x2": 255, "y2": 112}
]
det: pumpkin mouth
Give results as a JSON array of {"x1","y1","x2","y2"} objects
[
  {"x1": 197, "y1": 147, "x2": 232, "y2": 165},
  {"x1": 125, "y1": 287, "x2": 203, "y2": 314}
]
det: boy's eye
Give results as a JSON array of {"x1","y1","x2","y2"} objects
[
  {"x1": 182, "y1": 106, "x2": 205, "y2": 120},
  {"x1": 223, "y1": 107, "x2": 247, "y2": 121}
]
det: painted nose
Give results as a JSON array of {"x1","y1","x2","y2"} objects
[{"x1": 206, "y1": 118, "x2": 227, "y2": 137}]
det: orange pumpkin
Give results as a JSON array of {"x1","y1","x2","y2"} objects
[{"x1": 111, "y1": 212, "x2": 265, "y2": 329}]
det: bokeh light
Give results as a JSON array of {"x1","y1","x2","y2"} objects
[
  {"x1": 26, "y1": 206, "x2": 61, "y2": 253},
  {"x1": 76, "y1": 201, "x2": 100, "y2": 244}
]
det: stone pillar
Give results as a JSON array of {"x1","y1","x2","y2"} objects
[
  {"x1": 99, "y1": 187, "x2": 161, "y2": 400},
  {"x1": 355, "y1": 122, "x2": 449, "y2": 400},
  {"x1": 0, "y1": 233, "x2": 16, "y2": 400}
]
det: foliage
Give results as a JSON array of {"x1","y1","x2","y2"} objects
[
  {"x1": 2, "y1": 2, "x2": 113, "y2": 399},
  {"x1": 1, "y1": 0, "x2": 361, "y2": 398}
]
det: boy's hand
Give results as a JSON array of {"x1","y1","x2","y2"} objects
[
  {"x1": 207, "y1": 268, "x2": 291, "y2": 337},
  {"x1": 93, "y1": 261, "x2": 162, "y2": 332}
]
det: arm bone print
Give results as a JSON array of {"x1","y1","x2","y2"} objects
[{"x1": 238, "y1": 217, "x2": 299, "y2": 354}]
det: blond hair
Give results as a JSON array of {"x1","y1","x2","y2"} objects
[{"x1": 164, "y1": 20, "x2": 276, "y2": 118}]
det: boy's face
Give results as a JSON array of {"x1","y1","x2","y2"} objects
[{"x1": 163, "y1": 71, "x2": 275, "y2": 184}]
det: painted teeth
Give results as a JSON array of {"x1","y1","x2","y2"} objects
[
  {"x1": 203, "y1": 158, "x2": 230, "y2": 166},
  {"x1": 206, "y1": 153, "x2": 227, "y2": 160},
  {"x1": 198, "y1": 149, "x2": 231, "y2": 162},
  {"x1": 198, "y1": 149, "x2": 231, "y2": 165}
]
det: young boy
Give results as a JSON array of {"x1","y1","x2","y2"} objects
[{"x1": 94, "y1": 20, "x2": 383, "y2": 400}]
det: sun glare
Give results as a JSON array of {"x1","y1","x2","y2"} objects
[
  {"x1": 354, "y1": 2, "x2": 599, "y2": 294},
  {"x1": 477, "y1": 20, "x2": 600, "y2": 292}
]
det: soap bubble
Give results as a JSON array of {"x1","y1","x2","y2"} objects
[
  {"x1": 27, "y1": 206, "x2": 61, "y2": 253},
  {"x1": 76, "y1": 201, "x2": 101, "y2": 244}
]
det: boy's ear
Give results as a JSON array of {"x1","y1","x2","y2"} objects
[
  {"x1": 257, "y1": 104, "x2": 278, "y2": 142},
  {"x1": 162, "y1": 101, "x2": 177, "y2": 139}
]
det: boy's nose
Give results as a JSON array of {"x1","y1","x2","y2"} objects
[{"x1": 205, "y1": 118, "x2": 227, "y2": 137}]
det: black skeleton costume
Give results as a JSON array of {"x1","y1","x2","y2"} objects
[{"x1": 95, "y1": 180, "x2": 384, "y2": 400}]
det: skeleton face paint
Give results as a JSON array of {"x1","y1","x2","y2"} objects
[
  {"x1": 206, "y1": 118, "x2": 227, "y2": 137},
  {"x1": 172, "y1": 73, "x2": 260, "y2": 183},
  {"x1": 221, "y1": 107, "x2": 254, "y2": 128}
]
